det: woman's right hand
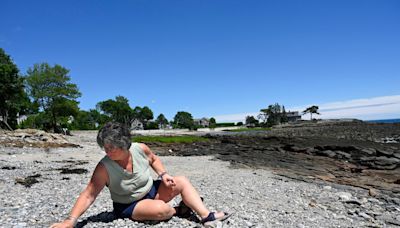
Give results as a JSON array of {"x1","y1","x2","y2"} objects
[{"x1": 49, "y1": 219, "x2": 75, "y2": 228}]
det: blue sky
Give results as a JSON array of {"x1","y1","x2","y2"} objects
[{"x1": 1, "y1": 0, "x2": 399, "y2": 122}]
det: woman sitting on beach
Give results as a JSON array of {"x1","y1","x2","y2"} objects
[{"x1": 50, "y1": 122, "x2": 230, "y2": 228}]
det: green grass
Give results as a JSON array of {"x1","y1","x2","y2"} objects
[
  {"x1": 224, "y1": 127, "x2": 271, "y2": 132},
  {"x1": 132, "y1": 135, "x2": 210, "y2": 143}
]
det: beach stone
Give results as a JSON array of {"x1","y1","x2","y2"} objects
[
  {"x1": 319, "y1": 150, "x2": 336, "y2": 158},
  {"x1": 358, "y1": 212, "x2": 372, "y2": 220},
  {"x1": 369, "y1": 188, "x2": 378, "y2": 197},
  {"x1": 376, "y1": 149, "x2": 394, "y2": 156},
  {"x1": 360, "y1": 148, "x2": 376, "y2": 155},
  {"x1": 305, "y1": 147, "x2": 316, "y2": 154},
  {"x1": 344, "y1": 200, "x2": 362, "y2": 206},
  {"x1": 323, "y1": 186, "x2": 332, "y2": 191},
  {"x1": 374, "y1": 157, "x2": 399, "y2": 166},
  {"x1": 335, "y1": 151, "x2": 351, "y2": 159},
  {"x1": 337, "y1": 192, "x2": 352, "y2": 201}
]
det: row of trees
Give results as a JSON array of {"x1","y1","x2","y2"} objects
[
  {"x1": 2, "y1": 48, "x2": 321, "y2": 131},
  {"x1": 245, "y1": 103, "x2": 320, "y2": 127},
  {"x1": 0, "y1": 48, "x2": 216, "y2": 132}
]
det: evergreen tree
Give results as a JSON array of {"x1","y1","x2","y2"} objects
[
  {"x1": 303, "y1": 105, "x2": 320, "y2": 120},
  {"x1": 155, "y1": 114, "x2": 168, "y2": 128}
]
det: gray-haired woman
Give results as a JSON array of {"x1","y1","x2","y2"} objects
[{"x1": 50, "y1": 122, "x2": 230, "y2": 228}]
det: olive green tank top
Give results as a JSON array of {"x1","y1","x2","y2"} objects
[{"x1": 100, "y1": 143, "x2": 153, "y2": 204}]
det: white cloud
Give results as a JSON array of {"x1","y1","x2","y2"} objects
[{"x1": 214, "y1": 95, "x2": 400, "y2": 122}]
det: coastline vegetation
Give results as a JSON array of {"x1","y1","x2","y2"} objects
[
  {"x1": 224, "y1": 127, "x2": 271, "y2": 132},
  {"x1": 132, "y1": 135, "x2": 210, "y2": 143},
  {"x1": 1, "y1": 47, "x2": 322, "y2": 132}
]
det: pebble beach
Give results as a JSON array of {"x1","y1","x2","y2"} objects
[{"x1": 0, "y1": 131, "x2": 399, "y2": 228}]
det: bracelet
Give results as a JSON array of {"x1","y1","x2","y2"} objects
[
  {"x1": 66, "y1": 216, "x2": 78, "y2": 226},
  {"x1": 159, "y1": 171, "x2": 167, "y2": 179}
]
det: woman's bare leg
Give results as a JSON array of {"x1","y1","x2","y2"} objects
[
  {"x1": 132, "y1": 199, "x2": 175, "y2": 221},
  {"x1": 156, "y1": 176, "x2": 224, "y2": 219}
]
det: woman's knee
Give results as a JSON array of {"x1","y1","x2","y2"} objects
[
  {"x1": 175, "y1": 176, "x2": 190, "y2": 188},
  {"x1": 154, "y1": 201, "x2": 174, "y2": 220}
]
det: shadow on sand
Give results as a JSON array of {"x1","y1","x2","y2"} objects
[
  {"x1": 75, "y1": 210, "x2": 201, "y2": 227},
  {"x1": 75, "y1": 211, "x2": 117, "y2": 228}
]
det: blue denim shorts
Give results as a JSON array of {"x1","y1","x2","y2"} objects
[{"x1": 113, "y1": 180, "x2": 161, "y2": 219}]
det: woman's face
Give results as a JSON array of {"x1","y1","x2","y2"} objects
[{"x1": 104, "y1": 144, "x2": 128, "y2": 160}]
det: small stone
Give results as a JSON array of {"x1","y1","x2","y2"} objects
[
  {"x1": 361, "y1": 148, "x2": 376, "y2": 155},
  {"x1": 321, "y1": 150, "x2": 336, "y2": 157},
  {"x1": 344, "y1": 199, "x2": 362, "y2": 205},
  {"x1": 309, "y1": 199, "x2": 317, "y2": 207},
  {"x1": 323, "y1": 186, "x2": 332, "y2": 191},
  {"x1": 369, "y1": 188, "x2": 378, "y2": 197},
  {"x1": 358, "y1": 212, "x2": 372, "y2": 220},
  {"x1": 316, "y1": 173, "x2": 336, "y2": 181},
  {"x1": 245, "y1": 221, "x2": 253, "y2": 227},
  {"x1": 337, "y1": 192, "x2": 352, "y2": 201}
]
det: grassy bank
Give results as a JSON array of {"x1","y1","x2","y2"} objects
[
  {"x1": 132, "y1": 135, "x2": 210, "y2": 143},
  {"x1": 224, "y1": 127, "x2": 271, "y2": 132}
]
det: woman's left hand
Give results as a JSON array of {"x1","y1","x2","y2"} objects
[{"x1": 162, "y1": 173, "x2": 176, "y2": 188}]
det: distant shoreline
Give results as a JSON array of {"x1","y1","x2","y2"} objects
[{"x1": 366, "y1": 118, "x2": 400, "y2": 123}]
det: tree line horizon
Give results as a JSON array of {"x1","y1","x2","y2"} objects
[{"x1": 0, "y1": 48, "x2": 319, "y2": 132}]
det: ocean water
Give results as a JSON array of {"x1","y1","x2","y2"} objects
[{"x1": 366, "y1": 118, "x2": 400, "y2": 123}]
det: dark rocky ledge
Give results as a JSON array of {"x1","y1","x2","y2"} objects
[{"x1": 144, "y1": 121, "x2": 400, "y2": 202}]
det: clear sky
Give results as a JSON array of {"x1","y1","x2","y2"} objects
[{"x1": 1, "y1": 0, "x2": 399, "y2": 122}]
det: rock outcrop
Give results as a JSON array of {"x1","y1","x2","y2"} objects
[{"x1": 0, "y1": 129, "x2": 80, "y2": 148}]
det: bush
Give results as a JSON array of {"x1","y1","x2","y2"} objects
[
  {"x1": 18, "y1": 113, "x2": 50, "y2": 130},
  {"x1": 215, "y1": 122, "x2": 235, "y2": 127},
  {"x1": 145, "y1": 122, "x2": 159, "y2": 130}
]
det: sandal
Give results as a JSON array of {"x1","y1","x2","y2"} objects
[
  {"x1": 201, "y1": 212, "x2": 232, "y2": 226},
  {"x1": 174, "y1": 200, "x2": 194, "y2": 218}
]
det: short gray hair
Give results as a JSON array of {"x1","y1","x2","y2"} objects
[{"x1": 97, "y1": 122, "x2": 132, "y2": 150}]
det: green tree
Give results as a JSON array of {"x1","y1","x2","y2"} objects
[
  {"x1": 69, "y1": 109, "x2": 108, "y2": 130},
  {"x1": 155, "y1": 113, "x2": 168, "y2": 129},
  {"x1": 303, "y1": 105, "x2": 320, "y2": 120},
  {"x1": 173, "y1": 111, "x2": 194, "y2": 129},
  {"x1": 139, "y1": 106, "x2": 154, "y2": 126},
  {"x1": 245, "y1": 115, "x2": 259, "y2": 127},
  {"x1": 209, "y1": 117, "x2": 216, "y2": 129},
  {"x1": 25, "y1": 63, "x2": 81, "y2": 132},
  {"x1": 0, "y1": 48, "x2": 31, "y2": 130},
  {"x1": 88, "y1": 109, "x2": 110, "y2": 127},
  {"x1": 281, "y1": 105, "x2": 288, "y2": 123},
  {"x1": 259, "y1": 103, "x2": 288, "y2": 127},
  {"x1": 97, "y1": 96, "x2": 133, "y2": 126},
  {"x1": 69, "y1": 110, "x2": 92, "y2": 130},
  {"x1": 131, "y1": 106, "x2": 151, "y2": 124}
]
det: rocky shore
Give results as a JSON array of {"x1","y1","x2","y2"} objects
[{"x1": 0, "y1": 122, "x2": 399, "y2": 227}]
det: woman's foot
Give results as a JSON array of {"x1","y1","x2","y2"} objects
[{"x1": 201, "y1": 211, "x2": 232, "y2": 226}]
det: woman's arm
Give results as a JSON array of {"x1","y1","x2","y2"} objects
[
  {"x1": 140, "y1": 143, "x2": 175, "y2": 187},
  {"x1": 50, "y1": 163, "x2": 108, "y2": 228}
]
